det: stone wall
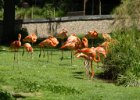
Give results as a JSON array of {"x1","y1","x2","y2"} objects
[{"x1": 0, "y1": 15, "x2": 114, "y2": 38}]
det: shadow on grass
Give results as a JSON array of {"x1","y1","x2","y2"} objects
[
  {"x1": 72, "y1": 71, "x2": 84, "y2": 80},
  {"x1": 95, "y1": 72, "x2": 116, "y2": 83},
  {"x1": 59, "y1": 63, "x2": 71, "y2": 66}
]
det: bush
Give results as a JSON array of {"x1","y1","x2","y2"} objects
[
  {"x1": 0, "y1": 89, "x2": 14, "y2": 100},
  {"x1": 117, "y1": 71, "x2": 140, "y2": 87},
  {"x1": 101, "y1": 27, "x2": 140, "y2": 86},
  {"x1": 15, "y1": 5, "x2": 65, "y2": 20}
]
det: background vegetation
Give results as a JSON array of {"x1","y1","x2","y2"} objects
[
  {"x1": 0, "y1": 0, "x2": 121, "y2": 20},
  {"x1": 15, "y1": 5, "x2": 65, "y2": 19},
  {"x1": 101, "y1": 0, "x2": 140, "y2": 86},
  {"x1": 112, "y1": 0, "x2": 140, "y2": 30},
  {"x1": 0, "y1": 0, "x2": 68, "y2": 20}
]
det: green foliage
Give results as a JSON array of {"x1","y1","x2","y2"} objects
[
  {"x1": 117, "y1": 71, "x2": 140, "y2": 87},
  {"x1": 102, "y1": 27, "x2": 140, "y2": 86},
  {"x1": 15, "y1": 6, "x2": 43, "y2": 19},
  {"x1": 103, "y1": 0, "x2": 140, "y2": 86},
  {"x1": 112, "y1": 0, "x2": 140, "y2": 30},
  {"x1": 15, "y1": 4, "x2": 65, "y2": 20},
  {"x1": 41, "y1": 4, "x2": 56, "y2": 18},
  {"x1": 0, "y1": 9, "x2": 3, "y2": 20},
  {"x1": 0, "y1": 90, "x2": 14, "y2": 100}
]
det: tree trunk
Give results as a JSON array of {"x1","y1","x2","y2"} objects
[
  {"x1": 91, "y1": 0, "x2": 94, "y2": 15},
  {"x1": 84, "y1": 0, "x2": 88, "y2": 15},
  {"x1": 2, "y1": 0, "x2": 15, "y2": 44},
  {"x1": 99, "y1": 0, "x2": 101, "y2": 15}
]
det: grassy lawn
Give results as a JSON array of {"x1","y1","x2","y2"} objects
[{"x1": 0, "y1": 47, "x2": 140, "y2": 100}]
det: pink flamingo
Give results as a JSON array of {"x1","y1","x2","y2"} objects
[
  {"x1": 55, "y1": 29, "x2": 68, "y2": 60},
  {"x1": 85, "y1": 30, "x2": 98, "y2": 47},
  {"x1": 75, "y1": 46, "x2": 106, "y2": 79},
  {"x1": 39, "y1": 36, "x2": 59, "y2": 62}
]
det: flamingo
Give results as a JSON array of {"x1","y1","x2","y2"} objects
[
  {"x1": 76, "y1": 52, "x2": 95, "y2": 78},
  {"x1": 60, "y1": 33, "x2": 80, "y2": 65},
  {"x1": 22, "y1": 43, "x2": 33, "y2": 58},
  {"x1": 60, "y1": 34, "x2": 88, "y2": 65},
  {"x1": 75, "y1": 46, "x2": 106, "y2": 79},
  {"x1": 81, "y1": 37, "x2": 88, "y2": 48},
  {"x1": 23, "y1": 33, "x2": 37, "y2": 45},
  {"x1": 100, "y1": 33, "x2": 117, "y2": 53},
  {"x1": 99, "y1": 41, "x2": 111, "y2": 53},
  {"x1": 85, "y1": 30, "x2": 98, "y2": 47},
  {"x1": 55, "y1": 29, "x2": 68, "y2": 40},
  {"x1": 39, "y1": 36, "x2": 59, "y2": 62},
  {"x1": 55, "y1": 29, "x2": 68, "y2": 60},
  {"x1": 10, "y1": 34, "x2": 21, "y2": 66}
]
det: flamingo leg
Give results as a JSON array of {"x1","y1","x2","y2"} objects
[
  {"x1": 60, "y1": 50, "x2": 64, "y2": 61},
  {"x1": 47, "y1": 49, "x2": 49, "y2": 62},
  {"x1": 22, "y1": 47, "x2": 25, "y2": 56},
  {"x1": 91, "y1": 39, "x2": 94, "y2": 47},
  {"x1": 14, "y1": 51, "x2": 19, "y2": 69},
  {"x1": 50, "y1": 50, "x2": 53, "y2": 62},
  {"x1": 32, "y1": 42, "x2": 34, "y2": 47},
  {"x1": 60, "y1": 40, "x2": 64, "y2": 61},
  {"x1": 71, "y1": 50, "x2": 73, "y2": 65},
  {"x1": 14, "y1": 51, "x2": 16, "y2": 61},
  {"x1": 17, "y1": 51, "x2": 19, "y2": 64},
  {"x1": 43, "y1": 48, "x2": 45, "y2": 58},
  {"x1": 31, "y1": 52, "x2": 33, "y2": 59},
  {"x1": 13, "y1": 51, "x2": 16, "y2": 68},
  {"x1": 17, "y1": 50, "x2": 20, "y2": 70},
  {"x1": 90, "y1": 61, "x2": 94, "y2": 79},
  {"x1": 39, "y1": 47, "x2": 42, "y2": 58},
  {"x1": 84, "y1": 60, "x2": 90, "y2": 78},
  {"x1": 27, "y1": 52, "x2": 30, "y2": 59}
]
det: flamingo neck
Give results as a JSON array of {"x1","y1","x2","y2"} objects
[{"x1": 93, "y1": 53, "x2": 100, "y2": 62}]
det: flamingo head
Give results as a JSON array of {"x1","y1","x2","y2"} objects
[
  {"x1": 82, "y1": 37, "x2": 88, "y2": 48},
  {"x1": 71, "y1": 33, "x2": 76, "y2": 36},
  {"x1": 18, "y1": 34, "x2": 21, "y2": 41}
]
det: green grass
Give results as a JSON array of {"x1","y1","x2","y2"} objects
[{"x1": 0, "y1": 47, "x2": 140, "y2": 100}]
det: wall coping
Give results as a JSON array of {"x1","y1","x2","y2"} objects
[{"x1": 0, "y1": 15, "x2": 114, "y2": 24}]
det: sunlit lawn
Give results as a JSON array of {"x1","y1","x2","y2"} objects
[{"x1": 0, "y1": 46, "x2": 140, "y2": 100}]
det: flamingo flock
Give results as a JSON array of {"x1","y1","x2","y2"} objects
[{"x1": 10, "y1": 29, "x2": 114, "y2": 79}]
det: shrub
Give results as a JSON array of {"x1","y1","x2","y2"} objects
[
  {"x1": 101, "y1": 27, "x2": 140, "y2": 86},
  {"x1": 117, "y1": 71, "x2": 140, "y2": 87}
]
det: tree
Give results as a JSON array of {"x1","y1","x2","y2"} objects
[{"x1": 2, "y1": 0, "x2": 15, "y2": 44}]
